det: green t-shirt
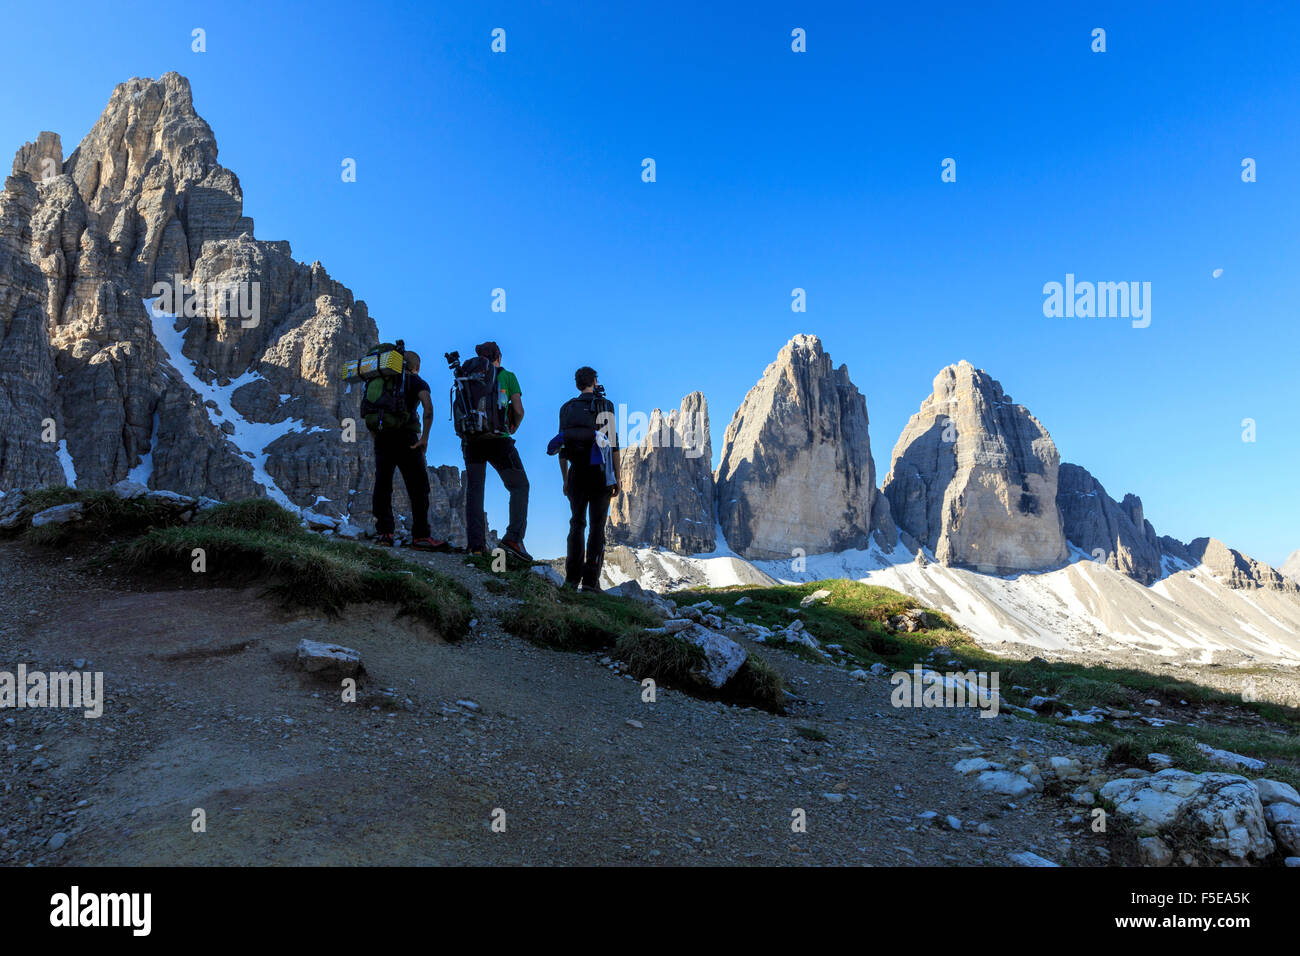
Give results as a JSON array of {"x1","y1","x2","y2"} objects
[{"x1": 496, "y1": 368, "x2": 521, "y2": 436}]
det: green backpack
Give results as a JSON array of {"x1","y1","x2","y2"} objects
[{"x1": 351, "y1": 341, "x2": 411, "y2": 433}]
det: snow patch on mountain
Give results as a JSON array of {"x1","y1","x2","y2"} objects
[{"x1": 146, "y1": 298, "x2": 302, "y2": 508}]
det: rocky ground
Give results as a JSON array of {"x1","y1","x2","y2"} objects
[{"x1": 0, "y1": 539, "x2": 1144, "y2": 867}]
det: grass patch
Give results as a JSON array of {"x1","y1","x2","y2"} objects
[
  {"x1": 672, "y1": 578, "x2": 970, "y2": 669},
  {"x1": 6, "y1": 487, "x2": 189, "y2": 546},
  {"x1": 498, "y1": 571, "x2": 786, "y2": 712},
  {"x1": 114, "y1": 522, "x2": 473, "y2": 639},
  {"x1": 499, "y1": 571, "x2": 660, "y2": 651},
  {"x1": 6, "y1": 488, "x2": 473, "y2": 639}
]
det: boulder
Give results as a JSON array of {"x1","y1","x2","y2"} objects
[
  {"x1": 799, "y1": 588, "x2": 832, "y2": 607},
  {"x1": 294, "y1": 639, "x2": 362, "y2": 680},
  {"x1": 1099, "y1": 769, "x2": 1274, "y2": 863},
  {"x1": 1254, "y1": 779, "x2": 1300, "y2": 808},
  {"x1": 977, "y1": 771, "x2": 1036, "y2": 798},
  {"x1": 31, "y1": 502, "x2": 83, "y2": 526},
  {"x1": 109, "y1": 479, "x2": 149, "y2": 499},
  {"x1": 680, "y1": 624, "x2": 748, "y2": 688}
]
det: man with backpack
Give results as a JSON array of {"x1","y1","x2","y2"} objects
[
  {"x1": 456, "y1": 341, "x2": 532, "y2": 562},
  {"x1": 361, "y1": 346, "x2": 449, "y2": 551},
  {"x1": 556, "y1": 366, "x2": 620, "y2": 591}
]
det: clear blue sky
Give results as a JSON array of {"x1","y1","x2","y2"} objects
[{"x1": 3, "y1": 1, "x2": 1297, "y2": 564}]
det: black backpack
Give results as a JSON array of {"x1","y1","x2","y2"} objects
[
  {"x1": 559, "y1": 393, "x2": 615, "y2": 464},
  {"x1": 450, "y1": 355, "x2": 504, "y2": 439},
  {"x1": 357, "y1": 341, "x2": 411, "y2": 433}
]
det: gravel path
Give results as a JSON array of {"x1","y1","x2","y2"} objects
[{"x1": 0, "y1": 541, "x2": 1117, "y2": 866}]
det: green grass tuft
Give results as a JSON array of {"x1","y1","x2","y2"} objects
[{"x1": 114, "y1": 522, "x2": 473, "y2": 639}]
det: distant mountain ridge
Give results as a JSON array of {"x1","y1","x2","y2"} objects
[{"x1": 610, "y1": 335, "x2": 1295, "y2": 600}]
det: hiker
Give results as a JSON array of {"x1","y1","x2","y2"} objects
[
  {"x1": 556, "y1": 366, "x2": 620, "y2": 591},
  {"x1": 366, "y1": 347, "x2": 448, "y2": 551},
  {"x1": 461, "y1": 341, "x2": 531, "y2": 561}
]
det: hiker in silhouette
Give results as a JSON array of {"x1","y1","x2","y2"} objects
[
  {"x1": 371, "y1": 350, "x2": 449, "y2": 551},
  {"x1": 462, "y1": 341, "x2": 532, "y2": 561},
  {"x1": 556, "y1": 366, "x2": 620, "y2": 591}
]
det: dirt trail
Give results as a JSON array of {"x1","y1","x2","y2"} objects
[{"x1": 0, "y1": 543, "x2": 1113, "y2": 866}]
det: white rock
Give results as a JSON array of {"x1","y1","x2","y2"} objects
[
  {"x1": 869, "y1": 662, "x2": 889, "y2": 676},
  {"x1": 945, "y1": 815, "x2": 962, "y2": 831},
  {"x1": 109, "y1": 479, "x2": 149, "y2": 499},
  {"x1": 1009, "y1": 851, "x2": 1058, "y2": 867},
  {"x1": 295, "y1": 639, "x2": 362, "y2": 679},
  {"x1": 1100, "y1": 769, "x2": 1274, "y2": 862},
  {"x1": 680, "y1": 625, "x2": 748, "y2": 688},
  {"x1": 529, "y1": 565, "x2": 564, "y2": 586},
  {"x1": 1147, "y1": 753, "x2": 1175, "y2": 770},
  {"x1": 977, "y1": 771, "x2": 1036, "y2": 799},
  {"x1": 800, "y1": 588, "x2": 832, "y2": 607},
  {"x1": 1265, "y1": 803, "x2": 1300, "y2": 827},
  {"x1": 954, "y1": 757, "x2": 999, "y2": 776},
  {"x1": 1254, "y1": 779, "x2": 1300, "y2": 808},
  {"x1": 1196, "y1": 742, "x2": 1266, "y2": 771},
  {"x1": 31, "y1": 502, "x2": 84, "y2": 527},
  {"x1": 734, "y1": 596, "x2": 752, "y2": 606},
  {"x1": 848, "y1": 669, "x2": 869, "y2": 681},
  {"x1": 300, "y1": 508, "x2": 339, "y2": 531}
]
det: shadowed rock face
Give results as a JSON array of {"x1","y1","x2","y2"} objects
[
  {"x1": 1057, "y1": 462, "x2": 1164, "y2": 585},
  {"x1": 608, "y1": 391, "x2": 716, "y2": 554},
  {"x1": 0, "y1": 72, "x2": 468, "y2": 532},
  {"x1": 715, "y1": 334, "x2": 876, "y2": 560},
  {"x1": 883, "y1": 360, "x2": 1068, "y2": 574}
]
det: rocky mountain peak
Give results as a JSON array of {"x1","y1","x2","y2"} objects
[
  {"x1": 608, "y1": 391, "x2": 715, "y2": 554},
  {"x1": 1283, "y1": 549, "x2": 1300, "y2": 584},
  {"x1": 883, "y1": 361, "x2": 1068, "y2": 573},
  {"x1": 714, "y1": 334, "x2": 876, "y2": 560},
  {"x1": 0, "y1": 72, "x2": 462, "y2": 540}
]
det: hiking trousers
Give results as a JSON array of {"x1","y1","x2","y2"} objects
[
  {"x1": 464, "y1": 436, "x2": 529, "y2": 550},
  {"x1": 373, "y1": 429, "x2": 430, "y2": 538},
  {"x1": 565, "y1": 464, "x2": 612, "y2": 587}
]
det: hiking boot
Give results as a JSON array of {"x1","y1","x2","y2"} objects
[
  {"x1": 580, "y1": 581, "x2": 603, "y2": 594},
  {"x1": 410, "y1": 537, "x2": 450, "y2": 552},
  {"x1": 500, "y1": 539, "x2": 533, "y2": 563},
  {"x1": 375, "y1": 533, "x2": 395, "y2": 547},
  {"x1": 561, "y1": 581, "x2": 580, "y2": 592}
]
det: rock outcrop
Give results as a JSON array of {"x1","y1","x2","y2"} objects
[
  {"x1": 1057, "y1": 463, "x2": 1164, "y2": 584},
  {"x1": 608, "y1": 391, "x2": 715, "y2": 554},
  {"x1": 1280, "y1": 549, "x2": 1300, "y2": 584},
  {"x1": 882, "y1": 361, "x2": 1068, "y2": 574},
  {"x1": 1177, "y1": 538, "x2": 1299, "y2": 593},
  {"x1": 714, "y1": 335, "x2": 876, "y2": 560}
]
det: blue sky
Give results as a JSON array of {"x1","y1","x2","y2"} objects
[{"x1": 3, "y1": 1, "x2": 1297, "y2": 564}]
